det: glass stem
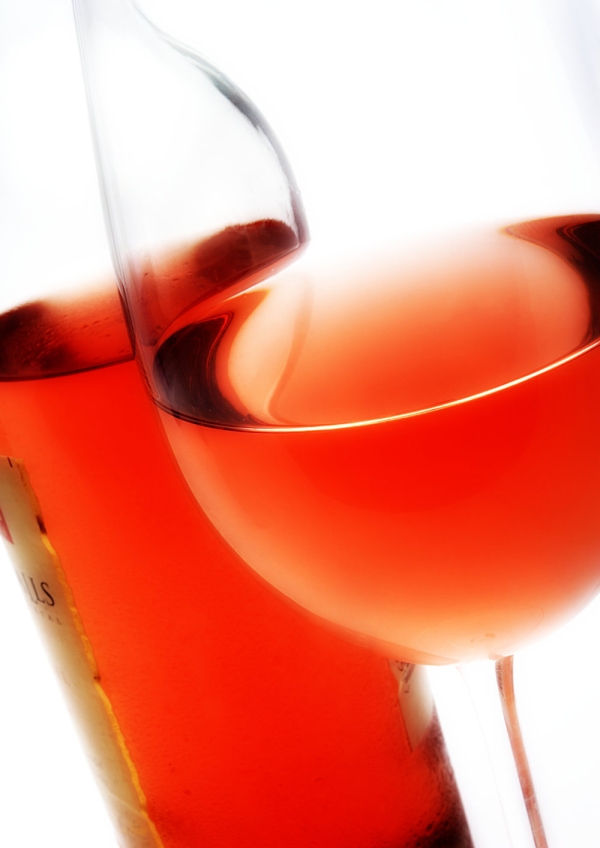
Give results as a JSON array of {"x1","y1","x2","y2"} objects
[
  {"x1": 453, "y1": 659, "x2": 548, "y2": 848},
  {"x1": 495, "y1": 656, "x2": 548, "y2": 848}
]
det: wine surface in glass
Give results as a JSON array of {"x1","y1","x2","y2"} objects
[
  {"x1": 152, "y1": 216, "x2": 600, "y2": 665},
  {"x1": 0, "y1": 289, "x2": 471, "y2": 846}
]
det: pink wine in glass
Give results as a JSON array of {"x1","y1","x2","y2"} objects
[{"x1": 149, "y1": 215, "x2": 600, "y2": 665}]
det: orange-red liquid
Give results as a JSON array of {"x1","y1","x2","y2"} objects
[
  {"x1": 0, "y1": 286, "x2": 471, "y2": 845},
  {"x1": 153, "y1": 217, "x2": 600, "y2": 664}
]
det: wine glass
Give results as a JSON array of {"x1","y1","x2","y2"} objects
[{"x1": 73, "y1": 0, "x2": 600, "y2": 845}]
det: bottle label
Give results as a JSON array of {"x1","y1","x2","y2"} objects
[{"x1": 0, "y1": 456, "x2": 163, "y2": 848}]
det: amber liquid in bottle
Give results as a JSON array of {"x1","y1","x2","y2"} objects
[{"x1": 0, "y1": 241, "x2": 471, "y2": 846}]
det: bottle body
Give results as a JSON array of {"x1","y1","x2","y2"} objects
[{"x1": 0, "y1": 326, "x2": 471, "y2": 847}]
